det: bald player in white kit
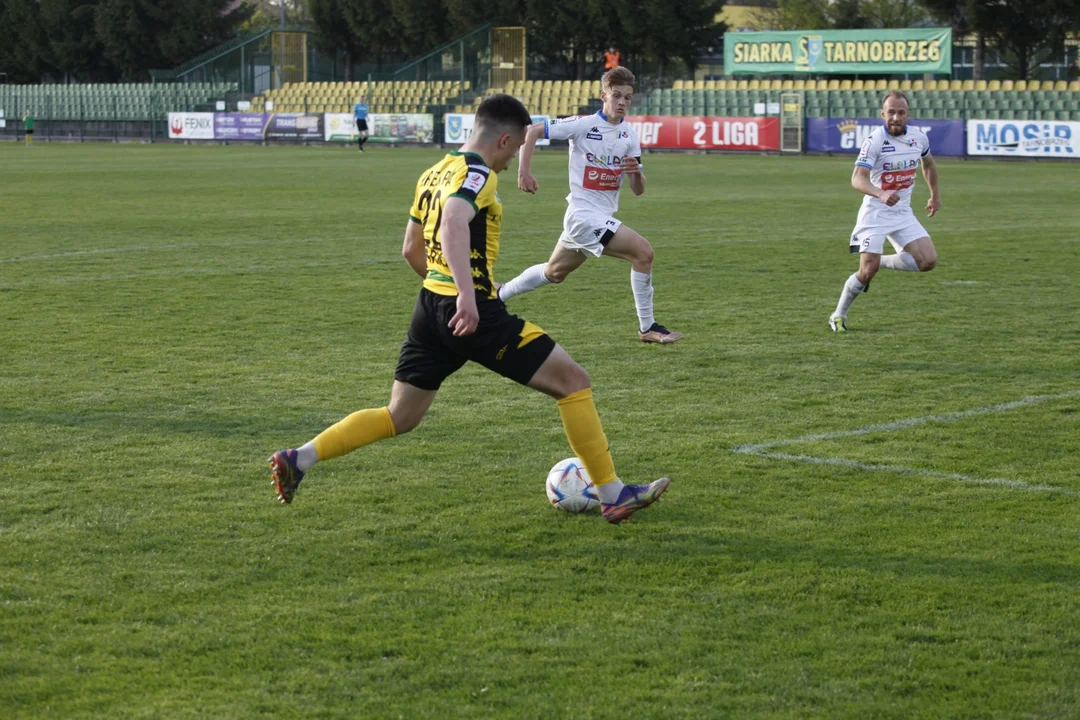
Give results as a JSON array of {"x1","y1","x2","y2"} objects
[
  {"x1": 498, "y1": 67, "x2": 684, "y2": 345},
  {"x1": 830, "y1": 90, "x2": 942, "y2": 331}
]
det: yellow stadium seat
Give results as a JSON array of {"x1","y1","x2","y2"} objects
[
  {"x1": 673, "y1": 80, "x2": 685, "y2": 89},
  {"x1": 793, "y1": 80, "x2": 806, "y2": 90},
  {"x1": 850, "y1": 80, "x2": 864, "y2": 90},
  {"x1": 736, "y1": 80, "x2": 749, "y2": 90},
  {"x1": 1054, "y1": 80, "x2": 1067, "y2": 91},
  {"x1": 912, "y1": 80, "x2": 924, "y2": 90},
  {"x1": 747, "y1": 80, "x2": 760, "y2": 90},
  {"x1": 949, "y1": 80, "x2": 962, "y2": 90},
  {"x1": 974, "y1": 80, "x2": 987, "y2": 91},
  {"x1": 988, "y1": 79, "x2": 1001, "y2": 90},
  {"x1": 781, "y1": 80, "x2": 794, "y2": 90},
  {"x1": 1027, "y1": 80, "x2": 1041, "y2": 91},
  {"x1": 1013, "y1": 80, "x2": 1027, "y2": 91},
  {"x1": 839, "y1": 79, "x2": 852, "y2": 90},
  {"x1": 705, "y1": 80, "x2": 717, "y2": 90},
  {"x1": 827, "y1": 79, "x2": 840, "y2": 90},
  {"x1": 1001, "y1": 80, "x2": 1015, "y2": 90},
  {"x1": 1069, "y1": 81, "x2": 1080, "y2": 92},
  {"x1": 714, "y1": 79, "x2": 728, "y2": 90},
  {"x1": 899, "y1": 80, "x2": 912, "y2": 90},
  {"x1": 962, "y1": 80, "x2": 975, "y2": 90}
]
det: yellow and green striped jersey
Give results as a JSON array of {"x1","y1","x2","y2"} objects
[{"x1": 408, "y1": 151, "x2": 502, "y2": 299}]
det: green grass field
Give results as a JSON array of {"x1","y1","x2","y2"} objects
[{"x1": 2, "y1": 143, "x2": 1079, "y2": 718}]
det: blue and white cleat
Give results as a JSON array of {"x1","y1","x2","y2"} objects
[
  {"x1": 600, "y1": 478, "x2": 671, "y2": 524},
  {"x1": 268, "y1": 449, "x2": 305, "y2": 504},
  {"x1": 828, "y1": 315, "x2": 848, "y2": 332}
]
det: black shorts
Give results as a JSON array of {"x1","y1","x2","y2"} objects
[
  {"x1": 356, "y1": 119, "x2": 368, "y2": 132},
  {"x1": 395, "y1": 289, "x2": 557, "y2": 391},
  {"x1": 25, "y1": 129, "x2": 34, "y2": 135}
]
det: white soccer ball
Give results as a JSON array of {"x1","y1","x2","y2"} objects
[{"x1": 545, "y1": 457, "x2": 599, "y2": 513}]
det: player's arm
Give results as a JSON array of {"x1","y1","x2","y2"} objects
[
  {"x1": 921, "y1": 151, "x2": 941, "y2": 217},
  {"x1": 517, "y1": 121, "x2": 546, "y2": 194},
  {"x1": 440, "y1": 197, "x2": 480, "y2": 336},
  {"x1": 624, "y1": 156, "x2": 645, "y2": 195},
  {"x1": 851, "y1": 166, "x2": 898, "y2": 207},
  {"x1": 402, "y1": 218, "x2": 426, "y2": 278}
]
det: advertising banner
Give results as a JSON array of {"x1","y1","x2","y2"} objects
[
  {"x1": 966, "y1": 119, "x2": 1080, "y2": 157},
  {"x1": 806, "y1": 117, "x2": 966, "y2": 156},
  {"x1": 264, "y1": 113, "x2": 324, "y2": 139},
  {"x1": 325, "y1": 112, "x2": 435, "y2": 142},
  {"x1": 444, "y1": 113, "x2": 550, "y2": 145},
  {"x1": 214, "y1": 112, "x2": 268, "y2": 140},
  {"x1": 623, "y1": 116, "x2": 779, "y2": 151},
  {"x1": 724, "y1": 28, "x2": 951, "y2": 75},
  {"x1": 168, "y1": 112, "x2": 214, "y2": 140}
]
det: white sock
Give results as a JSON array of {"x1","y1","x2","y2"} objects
[
  {"x1": 296, "y1": 442, "x2": 319, "y2": 472},
  {"x1": 834, "y1": 273, "x2": 865, "y2": 319},
  {"x1": 596, "y1": 478, "x2": 625, "y2": 504},
  {"x1": 631, "y1": 269, "x2": 655, "y2": 333},
  {"x1": 498, "y1": 263, "x2": 551, "y2": 301},
  {"x1": 880, "y1": 252, "x2": 919, "y2": 272}
]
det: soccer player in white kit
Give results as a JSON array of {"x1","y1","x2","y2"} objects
[
  {"x1": 830, "y1": 91, "x2": 942, "y2": 331},
  {"x1": 498, "y1": 67, "x2": 684, "y2": 344}
]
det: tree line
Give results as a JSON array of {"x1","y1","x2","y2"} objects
[
  {"x1": 759, "y1": 0, "x2": 1080, "y2": 80},
  {"x1": 2, "y1": 0, "x2": 1075, "y2": 84}
]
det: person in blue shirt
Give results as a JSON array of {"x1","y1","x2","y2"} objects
[{"x1": 353, "y1": 97, "x2": 369, "y2": 152}]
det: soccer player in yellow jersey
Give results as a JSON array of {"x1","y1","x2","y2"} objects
[{"x1": 268, "y1": 95, "x2": 670, "y2": 524}]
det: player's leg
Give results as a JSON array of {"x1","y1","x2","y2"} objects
[
  {"x1": 527, "y1": 344, "x2": 669, "y2": 523},
  {"x1": 359, "y1": 130, "x2": 368, "y2": 152},
  {"x1": 470, "y1": 306, "x2": 668, "y2": 523},
  {"x1": 880, "y1": 221, "x2": 936, "y2": 272},
  {"x1": 498, "y1": 241, "x2": 587, "y2": 301},
  {"x1": 602, "y1": 224, "x2": 683, "y2": 343},
  {"x1": 894, "y1": 237, "x2": 937, "y2": 272},
  {"x1": 831, "y1": 237, "x2": 882, "y2": 331}
]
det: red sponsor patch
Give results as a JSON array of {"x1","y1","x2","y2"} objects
[
  {"x1": 582, "y1": 166, "x2": 621, "y2": 191},
  {"x1": 881, "y1": 169, "x2": 916, "y2": 191}
]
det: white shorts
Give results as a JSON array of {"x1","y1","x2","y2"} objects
[
  {"x1": 558, "y1": 208, "x2": 622, "y2": 258},
  {"x1": 850, "y1": 208, "x2": 929, "y2": 255}
]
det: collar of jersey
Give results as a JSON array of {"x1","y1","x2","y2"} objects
[
  {"x1": 596, "y1": 110, "x2": 624, "y2": 125},
  {"x1": 450, "y1": 150, "x2": 488, "y2": 166}
]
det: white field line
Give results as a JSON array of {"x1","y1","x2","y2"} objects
[{"x1": 733, "y1": 390, "x2": 1080, "y2": 494}]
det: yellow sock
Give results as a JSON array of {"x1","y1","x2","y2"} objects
[
  {"x1": 557, "y1": 388, "x2": 618, "y2": 486},
  {"x1": 312, "y1": 407, "x2": 396, "y2": 461}
]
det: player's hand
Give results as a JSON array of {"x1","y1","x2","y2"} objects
[
  {"x1": 879, "y1": 190, "x2": 900, "y2": 207},
  {"x1": 622, "y1": 156, "x2": 642, "y2": 175},
  {"x1": 926, "y1": 196, "x2": 941, "y2": 217},
  {"x1": 518, "y1": 172, "x2": 539, "y2": 194},
  {"x1": 449, "y1": 294, "x2": 479, "y2": 337}
]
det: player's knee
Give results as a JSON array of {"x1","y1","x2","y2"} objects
[
  {"x1": 388, "y1": 407, "x2": 422, "y2": 434},
  {"x1": 560, "y1": 363, "x2": 591, "y2": 396},
  {"x1": 544, "y1": 264, "x2": 568, "y2": 284},
  {"x1": 637, "y1": 242, "x2": 655, "y2": 268},
  {"x1": 918, "y1": 254, "x2": 937, "y2": 272}
]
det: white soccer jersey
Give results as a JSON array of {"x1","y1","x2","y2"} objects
[
  {"x1": 854, "y1": 124, "x2": 931, "y2": 215},
  {"x1": 545, "y1": 112, "x2": 642, "y2": 216}
]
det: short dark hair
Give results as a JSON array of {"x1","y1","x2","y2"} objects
[
  {"x1": 882, "y1": 90, "x2": 909, "y2": 107},
  {"x1": 475, "y1": 94, "x2": 533, "y2": 137},
  {"x1": 602, "y1": 67, "x2": 635, "y2": 90}
]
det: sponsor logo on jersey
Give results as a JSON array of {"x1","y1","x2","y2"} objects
[
  {"x1": 584, "y1": 152, "x2": 623, "y2": 167},
  {"x1": 462, "y1": 170, "x2": 487, "y2": 194},
  {"x1": 583, "y1": 167, "x2": 621, "y2": 191},
  {"x1": 881, "y1": 139, "x2": 896, "y2": 153},
  {"x1": 882, "y1": 158, "x2": 919, "y2": 171},
  {"x1": 881, "y1": 169, "x2": 916, "y2": 191},
  {"x1": 586, "y1": 132, "x2": 603, "y2": 140},
  {"x1": 618, "y1": 130, "x2": 629, "y2": 139}
]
